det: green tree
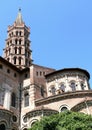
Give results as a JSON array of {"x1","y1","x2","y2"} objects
[{"x1": 29, "y1": 111, "x2": 92, "y2": 130}]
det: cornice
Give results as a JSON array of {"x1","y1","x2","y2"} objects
[{"x1": 35, "y1": 90, "x2": 92, "y2": 106}]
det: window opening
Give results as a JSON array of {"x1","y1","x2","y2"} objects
[
  {"x1": 81, "y1": 83, "x2": 85, "y2": 90},
  {"x1": 19, "y1": 57, "x2": 21, "y2": 65},
  {"x1": 14, "y1": 57, "x2": 17, "y2": 64},
  {"x1": 49, "y1": 86, "x2": 56, "y2": 95},
  {"x1": 0, "y1": 64, "x2": 3, "y2": 69},
  {"x1": 41, "y1": 86, "x2": 45, "y2": 97},
  {"x1": 71, "y1": 82, "x2": 76, "y2": 91},
  {"x1": 19, "y1": 39, "x2": 21, "y2": 45},
  {"x1": 24, "y1": 92, "x2": 29, "y2": 107},
  {"x1": 16, "y1": 31, "x2": 18, "y2": 36},
  {"x1": 0, "y1": 124, "x2": 6, "y2": 130},
  {"x1": 60, "y1": 107, "x2": 68, "y2": 112},
  {"x1": 36, "y1": 71, "x2": 38, "y2": 76},
  {"x1": 59, "y1": 84, "x2": 65, "y2": 92},
  {"x1": 7, "y1": 69, "x2": 10, "y2": 73},
  {"x1": 15, "y1": 47, "x2": 17, "y2": 54},
  {"x1": 14, "y1": 73, "x2": 17, "y2": 77},
  {"x1": 19, "y1": 47, "x2": 21, "y2": 54},
  {"x1": 20, "y1": 31, "x2": 21, "y2": 36},
  {"x1": 11, "y1": 92, "x2": 16, "y2": 107}
]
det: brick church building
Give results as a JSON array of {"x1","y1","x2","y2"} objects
[{"x1": 0, "y1": 9, "x2": 92, "y2": 130}]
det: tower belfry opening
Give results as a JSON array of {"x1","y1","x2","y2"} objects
[{"x1": 3, "y1": 9, "x2": 32, "y2": 69}]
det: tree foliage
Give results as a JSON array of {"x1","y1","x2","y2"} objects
[{"x1": 29, "y1": 111, "x2": 92, "y2": 130}]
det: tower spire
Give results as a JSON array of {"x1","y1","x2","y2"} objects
[{"x1": 15, "y1": 8, "x2": 24, "y2": 25}]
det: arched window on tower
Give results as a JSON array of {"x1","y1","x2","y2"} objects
[
  {"x1": 11, "y1": 92, "x2": 16, "y2": 107},
  {"x1": 19, "y1": 47, "x2": 21, "y2": 54},
  {"x1": 19, "y1": 57, "x2": 22, "y2": 65},
  {"x1": 14, "y1": 57, "x2": 17, "y2": 64},
  {"x1": 15, "y1": 39, "x2": 18, "y2": 45},
  {"x1": 24, "y1": 92, "x2": 29, "y2": 107},
  {"x1": 9, "y1": 48, "x2": 11, "y2": 55},
  {"x1": 15, "y1": 47, "x2": 17, "y2": 54},
  {"x1": 7, "y1": 42, "x2": 9, "y2": 47},
  {"x1": 19, "y1": 39, "x2": 21, "y2": 45},
  {"x1": 28, "y1": 52, "x2": 30, "y2": 58},
  {"x1": 16, "y1": 31, "x2": 18, "y2": 36},
  {"x1": 10, "y1": 40, "x2": 12, "y2": 44},
  {"x1": 19, "y1": 31, "x2": 21, "y2": 36}
]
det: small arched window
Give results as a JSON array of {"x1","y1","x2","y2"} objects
[
  {"x1": 81, "y1": 82, "x2": 85, "y2": 90},
  {"x1": 11, "y1": 92, "x2": 16, "y2": 107},
  {"x1": 0, "y1": 124, "x2": 6, "y2": 130},
  {"x1": 31, "y1": 119, "x2": 38, "y2": 127},
  {"x1": 16, "y1": 31, "x2": 18, "y2": 36},
  {"x1": 15, "y1": 47, "x2": 17, "y2": 54},
  {"x1": 59, "y1": 83, "x2": 65, "y2": 92},
  {"x1": 19, "y1": 57, "x2": 21, "y2": 65},
  {"x1": 14, "y1": 57, "x2": 17, "y2": 64},
  {"x1": 20, "y1": 31, "x2": 21, "y2": 36},
  {"x1": 41, "y1": 86, "x2": 45, "y2": 97},
  {"x1": 49, "y1": 86, "x2": 56, "y2": 95},
  {"x1": 15, "y1": 39, "x2": 18, "y2": 45},
  {"x1": 70, "y1": 82, "x2": 76, "y2": 91},
  {"x1": 10, "y1": 40, "x2": 12, "y2": 44},
  {"x1": 19, "y1": 39, "x2": 21, "y2": 45},
  {"x1": 59, "y1": 105, "x2": 69, "y2": 112},
  {"x1": 24, "y1": 92, "x2": 29, "y2": 107},
  {"x1": 61, "y1": 107, "x2": 68, "y2": 112},
  {"x1": 19, "y1": 47, "x2": 21, "y2": 54}
]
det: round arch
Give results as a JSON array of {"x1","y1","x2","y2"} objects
[
  {"x1": 30, "y1": 119, "x2": 38, "y2": 127},
  {"x1": 0, "y1": 120, "x2": 8, "y2": 130},
  {"x1": 58, "y1": 82, "x2": 66, "y2": 92},
  {"x1": 0, "y1": 124, "x2": 6, "y2": 130},
  {"x1": 23, "y1": 128, "x2": 27, "y2": 130},
  {"x1": 59, "y1": 104, "x2": 70, "y2": 112}
]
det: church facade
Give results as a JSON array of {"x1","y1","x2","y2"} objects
[{"x1": 0, "y1": 10, "x2": 92, "y2": 130}]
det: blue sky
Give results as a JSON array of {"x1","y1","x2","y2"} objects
[{"x1": 0, "y1": 0, "x2": 92, "y2": 86}]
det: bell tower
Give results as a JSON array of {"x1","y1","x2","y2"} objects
[{"x1": 3, "y1": 9, "x2": 32, "y2": 69}]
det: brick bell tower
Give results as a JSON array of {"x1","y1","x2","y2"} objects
[{"x1": 3, "y1": 9, "x2": 32, "y2": 69}]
